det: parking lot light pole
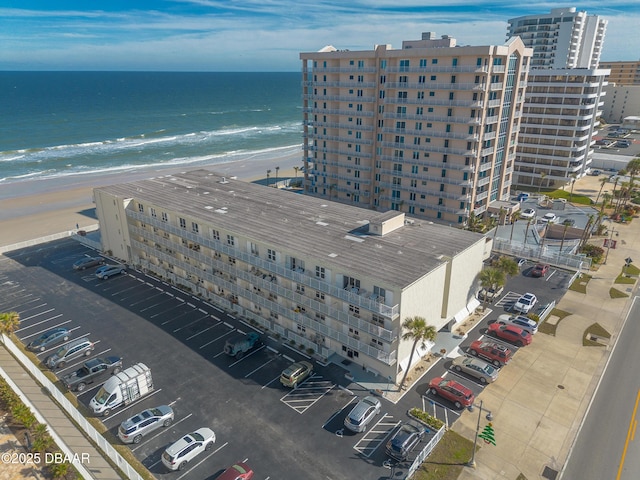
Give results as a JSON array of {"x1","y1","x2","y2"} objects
[
  {"x1": 466, "y1": 400, "x2": 493, "y2": 468},
  {"x1": 604, "y1": 226, "x2": 616, "y2": 265}
]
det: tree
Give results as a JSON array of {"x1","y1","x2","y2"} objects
[
  {"x1": 0, "y1": 311, "x2": 20, "y2": 337},
  {"x1": 626, "y1": 158, "x2": 640, "y2": 191},
  {"x1": 495, "y1": 256, "x2": 519, "y2": 278},
  {"x1": 293, "y1": 166, "x2": 299, "y2": 181},
  {"x1": 509, "y1": 210, "x2": 522, "y2": 242},
  {"x1": 399, "y1": 317, "x2": 437, "y2": 390},
  {"x1": 568, "y1": 173, "x2": 577, "y2": 203},
  {"x1": 275, "y1": 166, "x2": 280, "y2": 187},
  {"x1": 523, "y1": 218, "x2": 533, "y2": 246},
  {"x1": 600, "y1": 192, "x2": 612, "y2": 214},
  {"x1": 478, "y1": 267, "x2": 506, "y2": 311},
  {"x1": 538, "y1": 172, "x2": 547, "y2": 194},
  {"x1": 559, "y1": 221, "x2": 570, "y2": 254},
  {"x1": 595, "y1": 176, "x2": 607, "y2": 205},
  {"x1": 266, "y1": 169, "x2": 271, "y2": 186}
]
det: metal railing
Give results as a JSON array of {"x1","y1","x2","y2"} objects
[
  {"x1": 0, "y1": 224, "x2": 99, "y2": 254},
  {"x1": 403, "y1": 425, "x2": 446, "y2": 479},
  {"x1": 0, "y1": 334, "x2": 144, "y2": 480}
]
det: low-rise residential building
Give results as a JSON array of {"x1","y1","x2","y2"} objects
[{"x1": 94, "y1": 170, "x2": 487, "y2": 382}]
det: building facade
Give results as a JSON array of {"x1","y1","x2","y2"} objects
[
  {"x1": 300, "y1": 33, "x2": 532, "y2": 224},
  {"x1": 94, "y1": 170, "x2": 487, "y2": 383},
  {"x1": 599, "y1": 60, "x2": 640, "y2": 86},
  {"x1": 507, "y1": 8, "x2": 609, "y2": 187},
  {"x1": 514, "y1": 68, "x2": 608, "y2": 188},
  {"x1": 602, "y1": 84, "x2": 640, "y2": 124},
  {"x1": 507, "y1": 7, "x2": 607, "y2": 70}
]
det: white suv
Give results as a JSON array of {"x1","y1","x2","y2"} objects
[{"x1": 161, "y1": 428, "x2": 215, "y2": 471}]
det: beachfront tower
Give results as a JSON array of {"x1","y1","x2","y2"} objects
[{"x1": 300, "y1": 33, "x2": 532, "y2": 224}]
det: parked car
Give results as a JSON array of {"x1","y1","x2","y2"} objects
[
  {"x1": 450, "y1": 356, "x2": 499, "y2": 384},
  {"x1": 45, "y1": 338, "x2": 94, "y2": 369},
  {"x1": 468, "y1": 339, "x2": 513, "y2": 367},
  {"x1": 428, "y1": 377, "x2": 475, "y2": 408},
  {"x1": 73, "y1": 256, "x2": 104, "y2": 270},
  {"x1": 517, "y1": 258, "x2": 527, "y2": 268},
  {"x1": 27, "y1": 327, "x2": 70, "y2": 352},
  {"x1": 516, "y1": 193, "x2": 529, "y2": 202},
  {"x1": 514, "y1": 292, "x2": 537, "y2": 314},
  {"x1": 95, "y1": 264, "x2": 126, "y2": 279},
  {"x1": 280, "y1": 360, "x2": 313, "y2": 388},
  {"x1": 344, "y1": 396, "x2": 382, "y2": 433},
  {"x1": 118, "y1": 406, "x2": 174, "y2": 444},
  {"x1": 531, "y1": 263, "x2": 550, "y2": 277},
  {"x1": 161, "y1": 428, "x2": 216, "y2": 471},
  {"x1": 520, "y1": 208, "x2": 536, "y2": 219},
  {"x1": 478, "y1": 285, "x2": 504, "y2": 303},
  {"x1": 617, "y1": 140, "x2": 631, "y2": 148},
  {"x1": 62, "y1": 356, "x2": 123, "y2": 392},
  {"x1": 217, "y1": 462, "x2": 254, "y2": 480},
  {"x1": 487, "y1": 323, "x2": 532, "y2": 347},
  {"x1": 540, "y1": 213, "x2": 558, "y2": 223},
  {"x1": 497, "y1": 314, "x2": 539, "y2": 335},
  {"x1": 590, "y1": 169, "x2": 602, "y2": 175},
  {"x1": 385, "y1": 420, "x2": 425, "y2": 461}
]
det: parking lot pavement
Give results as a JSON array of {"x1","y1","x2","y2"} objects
[
  {"x1": 352, "y1": 414, "x2": 400, "y2": 457},
  {"x1": 280, "y1": 374, "x2": 335, "y2": 414}
]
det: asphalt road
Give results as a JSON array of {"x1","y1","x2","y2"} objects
[{"x1": 560, "y1": 296, "x2": 640, "y2": 480}]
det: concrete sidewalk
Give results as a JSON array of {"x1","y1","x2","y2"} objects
[
  {"x1": 0, "y1": 347, "x2": 123, "y2": 480},
  {"x1": 454, "y1": 187, "x2": 640, "y2": 478}
]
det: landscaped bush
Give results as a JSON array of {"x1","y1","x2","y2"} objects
[
  {"x1": 580, "y1": 244, "x2": 605, "y2": 264},
  {"x1": 409, "y1": 407, "x2": 445, "y2": 430}
]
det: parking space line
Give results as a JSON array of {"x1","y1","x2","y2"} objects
[
  {"x1": 229, "y1": 345, "x2": 266, "y2": 367},
  {"x1": 18, "y1": 308, "x2": 55, "y2": 322},
  {"x1": 16, "y1": 314, "x2": 63, "y2": 332},
  {"x1": 140, "y1": 296, "x2": 175, "y2": 313},
  {"x1": 185, "y1": 322, "x2": 222, "y2": 341},
  {"x1": 173, "y1": 313, "x2": 211, "y2": 333},
  {"x1": 20, "y1": 320, "x2": 73, "y2": 339},
  {"x1": 160, "y1": 305, "x2": 197, "y2": 325},
  {"x1": 111, "y1": 284, "x2": 140, "y2": 297},
  {"x1": 353, "y1": 415, "x2": 400, "y2": 457},
  {"x1": 199, "y1": 329, "x2": 234, "y2": 349},
  {"x1": 5, "y1": 297, "x2": 40, "y2": 311},
  {"x1": 131, "y1": 413, "x2": 194, "y2": 452},
  {"x1": 262, "y1": 374, "x2": 281, "y2": 389},
  {"x1": 175, "y1": 442, "x2": 228, "y2": 480},
  {"x1": 447, "y1": 369, "x2": 486, "y2": 387},
  {"x1": 129, "y1": 290, "x2": 165, "y2": 306},
  {"x1": 198, "y1": 308, "x2": 207, "y2": 314},
  {"x1": 322, "y1": 396, "x2": 357, "y2": 429},
  {"x1": 244, "y1": 357, "x2": 276, "y2": 378},
  {"x1": 280, "y1": 376, "x2": 335, "y2": 414}
]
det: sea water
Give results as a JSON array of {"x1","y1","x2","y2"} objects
[{"x1": 0, "y1": 72, "x2": 302, "y2": 185}]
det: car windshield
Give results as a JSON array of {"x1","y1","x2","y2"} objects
[
  {"x1": 191, "y1": 432, "x2": 204, "y2": 442},
  {"x1": 93, "y1": 387, "x2": 110, "y2": 405}
]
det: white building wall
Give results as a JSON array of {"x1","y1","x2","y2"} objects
[
  {"x1": 602, "y1": 84, "x2": 640, "y2": 124},
  {"x1": 94, "y1": 189, "x2": 131, "y2": 261}
]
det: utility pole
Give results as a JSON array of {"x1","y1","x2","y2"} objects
[{"x1": 467, "y1": 400, "x2": 494, "y2": 468}]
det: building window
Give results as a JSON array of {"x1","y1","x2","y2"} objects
[
  {"x1": 150, "y1": 207, "x2": 156, "y2": 218},
  {"x1": 191, "y1": 222, "x2": 199, "y2": 233},
  {"x1": 179, "y1": 218, "x2": 186, "y2": 229},
  {"x1": 212, "y1": 229, "x2": 220, "y2": 241},
  {"x1": 227, "y1": 234, "x2": 235, "y2": 246},
  {"x1": 349, "y1": 305, "x2": 360, "y2": 317},
  {"x1": 161, "y1": 212, "x2": 168, "y2": 222},
  {"x1": 138, "y1": 203, "x2": 144, "y2": 213},
  {"x1": 316, "y1": 291, "x2": 325, "y2": 301},
  {"x1": 268, "y1": 249, "x2": 276, "y2": 261}
]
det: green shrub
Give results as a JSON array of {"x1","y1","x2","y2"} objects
[
  {"x1": 409, "y1": 407, "x2": 445, "y2": 430},
  {"x1": 580, "y1": 244, "x2": 605, "y2": 263}
]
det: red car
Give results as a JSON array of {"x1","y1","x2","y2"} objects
[
  {"x1": 428, "y1": 377, "x2": 475, "y2": 409},
  {"x1": 488, "y1": 323, "x2": 532, "y2": 347},
  {"x1": 468, "y1": 339, "x2": 513, "y2": 367},
  {"x1": 531, "y1": 263, "x2": 550, "y2": 277},
  {"x1": 217, "y1": 462, "x2": 254, "y2": 480}
]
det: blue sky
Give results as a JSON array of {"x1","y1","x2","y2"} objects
[{"x1": 1, "y1": 1, "x2": 638, "y2": 71}]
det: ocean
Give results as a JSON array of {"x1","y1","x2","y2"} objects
[{"x1": 0, "y1": 72, "x2": 302, "y2": 185}]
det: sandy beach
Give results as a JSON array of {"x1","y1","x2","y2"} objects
[{"x1": 0, "y1": 149, "x2": 304, "y2": 247}]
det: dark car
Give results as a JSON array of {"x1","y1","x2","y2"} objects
[
  {"x1": 62, "y1": 356, "x2": 123, "y2": 392},
  {"x1": 73, "y1": 256, "x2": 104, "y2": 270},
  {"x1": 27, "y1": 328, "x2": 70, "y2": 352},
  {"x1": 385, "y1": 420, "x2": 425, "y2": 461},
  {"x1": 531, "y1": 264, "x2": 550, "y2": 277}
]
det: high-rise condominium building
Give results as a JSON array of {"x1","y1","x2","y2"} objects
[
  {"x1": 507, "y1": 7, "x2": 607, "y2": 69},
  {"x1": 598, "y1": 60, "x2": 640, "y2": 86},
  {"x1": 300, "y1": 33, "x2": 532, "y2": 224},
  {"x1": 93, "y1": 170, "x2": 487, "y2": 383},
  {"x1": 507, "y1": 8, "x2": 609, "y2": 188}
]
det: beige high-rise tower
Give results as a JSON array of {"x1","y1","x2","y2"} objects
[{"x1": 300, "y1": 33, "x2": 532, "y2": 224}]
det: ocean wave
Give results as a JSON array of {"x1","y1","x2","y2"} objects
[
  {"x1": 0, "y1": 144, "x2": 302, "y2": 184},
  {"x1": 0, "y1": 121, "x2": 302, "y2": 164}
]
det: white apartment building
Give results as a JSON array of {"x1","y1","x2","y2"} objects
[
  {"x1": 300, "y1": 33, "x2": 532, "y2": 224},
  {"x1": 514, "y1": 68, "x2": 608, "y2": 188},
  {"x1": 94, "y1": 170, "x2": 487, "y2": 383},
  {"x1": 507, "y1": 7, "x2": 607, "y2": 69},
  {"x1": 507, "y1": 8, "x2": 609, "y2": 187}
]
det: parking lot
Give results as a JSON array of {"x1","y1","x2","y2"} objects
[{"x1": 0, "y1": 239, "x2": 573, "y2": 479}]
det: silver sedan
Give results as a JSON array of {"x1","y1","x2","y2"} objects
[{"x1": 451, "y1": 355, "x2": 499, "y2": 384}]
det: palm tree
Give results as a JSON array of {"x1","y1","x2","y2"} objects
[
  {"x1": 478, "y1": 267, "x2": 506, "y2": 311},
  {"x1": 538, "y1": 172, "x2": 547, "y2": 194},
  {"x1": 523, "y1": 218, "x2": 533, "y2": 246},
  {"x1": 399, "y1": 317, "x2": 437, "y2": 390},
  {"x1": 293, "y1": 166, "x2": 299, "y2": 181},
  {"x1": 266, "y1": 169, "x2": 271, "y2": 186},
  {"x1": 493, "y1": 207, "x2": 506, "y2": 240},
  {"x1": 595, "y1": 176, "x2": 607, "y2": 205},
  {"x1": 559, "y1": 222, "x2": 570, "y2": 254},
  {"x1": 626, "y1": 158, "x2": 640, "y2": 191},
  {"x1": 600, "y1": 192, "x2": 612, "y2": 214},
  {"x1": 509, "y1": 210, "x2": 522, "y2": 242},
  {"x1": 0, "y1": 311, "x2": 20, "y2": 337},
  {"x1": 568, "y1": 173, "x2": 577, "y2": 203},
  {"x1": 275, "y1": 166, "x2": 280, "y2": 187},
  {"x1": 495, "y1": 256, "x2": 519, "y2": 277}
]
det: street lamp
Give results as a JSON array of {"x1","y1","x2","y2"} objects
[
  {"x1": 604, "y1": 225, "x2": 616, "y2": 265},
  {"x1": 466, "y1": 399, "x2": 493, "y2": 468}
]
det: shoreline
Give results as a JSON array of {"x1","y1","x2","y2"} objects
[{"x1": 0, "y1": 150, "x2": 304, "y2": 247}]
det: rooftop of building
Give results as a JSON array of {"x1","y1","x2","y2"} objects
[{"x1": 96, "y1": 169, "x2": 485, "y2": 288}]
